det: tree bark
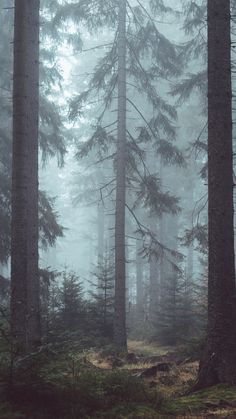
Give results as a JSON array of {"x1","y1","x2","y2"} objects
[
  {"x1": 136, "y1": 238, "x2": 144, "y2": 320},
  {"x1": 196, "y1": 0, "x2": 236, "y2": 388},
  {"x1": 114, "y1": 0, "x2": 127, "y2": 351},
  {"x1": 11, "y1": 0, "x2": 41, "y2": 353},
  {"x1": 149, "y1": 215, "x2": 159, "y2": 324},
  {"x1": 97, "y1": 202, "x2": 105, "y2": 266},
  {"x1": 97, "y1": 202, "x2": 105, "y2": 292}
]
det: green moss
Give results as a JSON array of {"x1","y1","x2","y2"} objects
[
  {"x1": 94, "y1": 403, "x2": 161, "y2": 418},
  {"x1": 162, "y1": 384, "x2": 236, "y2": 415}
]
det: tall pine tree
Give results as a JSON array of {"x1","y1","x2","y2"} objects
[
  {"x1": 11, "y1": 0, "x2": 41, "y2": 353},
  {"x1": 195, "y1": 0, "x2": 236, "y2": 389},
  {"x1": 55, "y1": 0, "x2": 183, "y2": 350}
]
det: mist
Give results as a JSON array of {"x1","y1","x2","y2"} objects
[{"x1": 0, "y1": 0, "x2": 236, "y2": 417}]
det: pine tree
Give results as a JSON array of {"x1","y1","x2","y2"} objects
[
  {"x1": 11, "y1": 0, "x2": 41, "y2": 353},
  {"x1": 0, "y1": 3, "x2": 64, "y2": 266},
  {"x1": 59, "y1": 270, "x2": 84, "y2": 331},
  {"x1": 114, "y1": 0, "x2": 127, "y2": 350},
  {"x1": 195, "y1": 0, "x2": 236, "y2": 389},
  {"x1": 55, "y1": 0, "x2": 183, "y2": 350},
  {"x1": 89, "y1": 258, "x2": 115, "y2": 337}
]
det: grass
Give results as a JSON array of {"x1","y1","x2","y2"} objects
[
  {"x1": 162, "y1": 384, "x2": 236, "y2": 416},
  {"x1": 94, "y1": 403, "x2": 162, "y2": 418},
  {"x1": 128, "y1": 340, "x2": 171, "y2": 357}
]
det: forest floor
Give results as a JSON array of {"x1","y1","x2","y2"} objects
[
  {"x1": 88, "y1": 340, "x2": 236, "y2": 418},
  {"x1": 1, "y1": 340, "x2": 236, "y2": 418}
]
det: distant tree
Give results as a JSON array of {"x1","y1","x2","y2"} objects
[
  {"x1": 157, "y1": 215, "x2": 180, "y2": 344},
  {"x1": 59, "y1": 270, "x2": 84, "y2": 331},
  {"x1": 89, "y1": 257, "x2": 115, "y2": 337},
  {"x1": 135, "y1": 235, "x2": 145, "y2": 323},
  {"x1": 40, "y1": 268, "x2": 85, "y2": 339},
  {"x1": 195, "y1": 0, "x2": 236, "y2": 389},
  {"x1": 55, "y1": 0, "x2": 184, "y2": 350}
]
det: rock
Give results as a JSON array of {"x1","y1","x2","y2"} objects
[
  {"x1": 155, "y1": 362, "x2": 172, "y2": 372},
  {"x1": 140, "y1": 362, "x2": 172, "y2": 378},
  {"x1": 149, "y1": 380, "x2": 157, "y2": 388},
  {"x1": 111, "y1": 357, "x2": 124, "y2": 368},
  {"x1": 126, "y1": 353, "x2": 138, "y2": 364}
]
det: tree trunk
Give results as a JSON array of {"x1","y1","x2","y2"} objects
[
  {"x1": 97, "y1": 202, "x2": 105, "y2": 266},
  {"x1": 159, "y1": 214, "x2": 166, "y2": 307},
  {"x1": 114, "y1": 0, "x2": 127, "y2": 351},
  {"x1": 11, "y1": 0, "x2": 41, "y2": 354},
  {"x1": 97, "y1": 202, "x2": 105, "y2": 293},
  {"x1": 196, "y1": 0, "x2": 236, "y2": 388},
  {"x1": 149, "y1": 215, "x2": 159, "y2": 324},
  {"x1": 136, "y1": 238, "x2": 144, "y2": 320}
]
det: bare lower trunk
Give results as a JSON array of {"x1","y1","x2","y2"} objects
[
  {"x1": 11, "y1": 0, "x2": 40, "y2": 354},
  {"x1": 196, "y1": 0, "x2": 236, "y2": 389},
  {"x1": 97, "y1": 202, "x2": 105, "y2": 266},
  {"x1": 136, "y1": 239, "x2": 144, "y2": 320},
  {"x1": 97, "y1": 202, "x2": 105, "y2": 292},
  {"x1": 149, "y1": 216, "x2": 159, "y2": 323},
  {"x1": 114, "y1": 0, "x2": 127, "y2": 351}
]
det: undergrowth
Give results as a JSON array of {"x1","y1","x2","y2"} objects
[
  {"x1": 0, "y1": 349, "x2": 161, "y2": 419},
  {"x1": 1, "y1": 341, "x2": 236, "y2": 418}
]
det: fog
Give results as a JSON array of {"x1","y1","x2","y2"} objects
[
  {"x1": 37, "y1": 0, "x2": 207, "y2": 291},
  {"x1": 1, "y1": 3, "x2": 236, "y2": 413}
]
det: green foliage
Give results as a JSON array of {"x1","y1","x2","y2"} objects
[
  {"x1": 95, "y1": 403, "x2": 161, "y2": 418},
  {"x1": 154, "y1": 269, "x2": 206, "y2": 346},
  {"x1": 134, "y1": 174, "x2": 180, "y2": 216},
  {"x1": 3, "y1": 351, "x2": 152, "y2": 419},
  {"x1": 183, "y1": 224, "x2": 208, "y2": 254},
  {"x1": 54, "y1": 0, "x2": 118, "y2": 33},
  {"x1": 171, "y1": 71, "x2": 207, "y2": 104},
  {"x1": 162, "y1": 385, "x2": 236, "y2": 415},
  {"x1": 56, "y1": 0, "x2": 184, "y2": 223},
  {"x1": 76, "y1": 126, "x2": 115, "y2": 160},
  {"x1": 41, "y1": 269, "x2": 86, "y2": 338},
  {"x1": 89, "y1": 260, "x2": 115, "y2": 337},
  {"x1": 39, "y1": 191, "x2": 64, "y2": 249},
  {"x1": 40, "y1": 266, "x2": 115, "y2": 344}
]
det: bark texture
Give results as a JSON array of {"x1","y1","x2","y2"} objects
[
  {"x1": 196, "y1": 0, "x2": 236, "y2": 388},
  {"x1": 97, "y1": 202, "x2": 105, "y2": 267},
  {"x1": 11, "y1": 0, "x2": 41, "y2": 353},
  {"x1": 136, "y1": 239, "x2": 144, "y2": 320},
  {"x1": 149, "y1": 215, "x2": 159, "y2": 324},
  {"x1": 114, "y1": 0, "x2": 127, "y2": 351}
]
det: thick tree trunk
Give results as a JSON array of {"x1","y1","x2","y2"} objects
[
  {"x1": 196, "y1": 0, "x2": 236, "y2": 388},
  {"x1": 11, "y1": 0, "x2": 41, "y2": 353},
  {"x1": 114, "y1": 0, "x2": 127, "y2": 351}
]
